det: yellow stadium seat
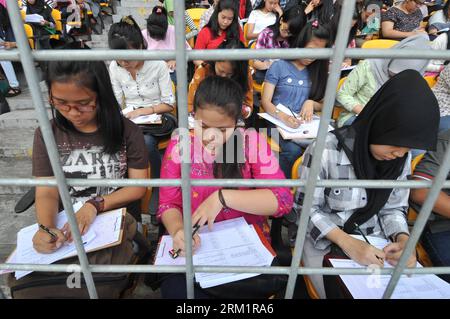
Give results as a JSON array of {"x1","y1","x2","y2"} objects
[
  {"x1": 361, "y1": 39, "x2": 399, "y2": 49},
  {"x1": 186, "y1": 7, "x2": 206, "y2": 29},
  {"x1": 249, "y1": 42, "x2": 263, "y2": 93},
  {"x1": 243, "y1": 23, "x2": 250, "y2": 47},
  {"x1": 24, "y1": 24, "x2": 35, "y2": 49},
  {"x1": 50, "y1": 9, "x2": 62, "y2": 40},
  {"x1": 424, "y1": 75, "x2": 438, "y2": 88}
]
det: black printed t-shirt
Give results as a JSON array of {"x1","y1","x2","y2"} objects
[{"x1": 32, "y1": 118, "x2": 149, "y2": 203}]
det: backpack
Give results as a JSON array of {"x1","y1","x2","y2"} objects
[{"x1": 6, "y1": 213, "x2": 152, "y2": 299}]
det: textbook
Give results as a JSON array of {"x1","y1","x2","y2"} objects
[
  {"x1": 1, "y1": 202, "x2": 125, "y2": 279},
  {"x1": 122, "y1": 106, "x2": 162, "y2": 125},
  {"x1": 328, "y1": 235, "x2": 450, "y2": 299},
  {"x1": 154, "y1": 217, "x2": 275, "y2": 288}
]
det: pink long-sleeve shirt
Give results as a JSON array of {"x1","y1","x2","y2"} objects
[{"x1": 157, "y1": 129, "x2": 293, "y2": 239}]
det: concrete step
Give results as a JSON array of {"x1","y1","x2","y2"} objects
[
  {"x1": 0, "y1": 128, "x2": 35, "y2": 159},
  {"x1": 0, "y1": 158, "x2": 32, "y2": 195},
  {"x1": 5, "y1": 81, "x2": 48, "y2": 111},
  {"x1": 114, "y1": 8, "x2": 150, "y2": 28},
  {"x1": 0, "y1": 109, "x2": 52, "y2": 130},
  {"x1": 0, "y1": 194, "x2": 36, "y2": 261}
]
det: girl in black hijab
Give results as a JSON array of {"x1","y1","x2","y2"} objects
[{"x1": 293, "y1": 69, "x2": 440, "y2": 298}]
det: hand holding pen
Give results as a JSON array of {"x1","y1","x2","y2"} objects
[
  {"x1": 354, "y1": 223, "x2": 385, "y2": 265},
  {"x1": 170, "y1": 223, "x2": 201, "y2": 259},
  {"x1": 32, "y1": 224, "x2": 67, "y2": 254}
]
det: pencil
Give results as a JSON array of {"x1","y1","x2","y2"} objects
[{"x1": 354, "y1": 223, "x2": 384, "y2": 263}]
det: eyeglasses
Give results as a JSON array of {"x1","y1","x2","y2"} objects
[{"x1": 50, "y1": 92, "x2": 97, "y2": 113}]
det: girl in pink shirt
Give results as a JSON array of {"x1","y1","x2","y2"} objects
[{"x1": 157, "y1": 76, "x2": 293, "y2": 298}]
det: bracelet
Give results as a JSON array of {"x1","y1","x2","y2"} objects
[{"x1": 218, "y1": 189, "x2": 229, "y2": 209}]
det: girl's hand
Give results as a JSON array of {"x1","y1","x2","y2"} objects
[
  {"x1": 280, "y1": 112, "x2": 301, "y2": 128},
  {"x1": 341, "y1": 236, "x2": 386, "y2": 267},
  {"x1": 383, "y1": 235, "x2": 417, "y2": 268},
  {"x1": 304, "y1": 1, "x2": 316, "y2": 15},
  {"x1": 32, "y1": 227, "x2": 66, "y2": 254},
  {"x1": 192, "y1": 190, "x2": 224, "y2": 230},
  {"x1": 299, "y1": 100, "x2": 314, "y2": 122},
  {"x1": 273, "y1": 3, "x2": 283, "y2": 16},
  {"x1": 172, "y1": 228, "x2": 201, "y2": 257},
  {"x1": 167, "y1": 60, "x2": 176, "y2": 71},
  {"x1": 61, "y1": 203, "x2": 97, "y2": 242},
  {"x1": 124, "y1": 109, "x2": 142, "y2": 120}
]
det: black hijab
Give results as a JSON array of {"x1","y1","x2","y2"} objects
[
  {"x1": 332, "y1": 69, "x2": 440, "y2": 234},
  {"x1": 26, "y1": 0, "x2": 47, "y2": 15}
]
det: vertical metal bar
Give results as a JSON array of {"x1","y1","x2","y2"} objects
[
  {"x1": 284, "y1": 0, "x2": 357, "y2": 298},
  {"x1": 383, "y1": 145, "x2": 450, "y2": 298},
  {"x1": 174, "y1": 0, "x2": 195, "y2": 299},
  {"x1": 6, "y1": 0, "x2": 98, "y2": 298}
]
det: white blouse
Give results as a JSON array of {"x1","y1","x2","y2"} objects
[{"x1": 109, "y1": 60, "x2": 175, "y2": 110}]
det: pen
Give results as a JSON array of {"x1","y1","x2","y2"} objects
[
  {"x1": 39, "y1": 224, "x2": 58, "y2": 242},
  {"x1": 354, "y1": 223, "x2": 384, "y2": 263},
  {"x1": 170, "y1": 222, "x2": 200, "y2": 259}
]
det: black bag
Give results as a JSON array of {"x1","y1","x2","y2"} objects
[
  {"x1": 139, "y1": 113, "x2": 178, "y2": 137},
  {"x1": 0, "y1": 90, "x2": 10, "y2": 115},
  {"x1": 7, "y1": 213, "x2": 152, "y2": 299}
]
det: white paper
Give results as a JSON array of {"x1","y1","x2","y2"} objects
[
  {"x1": 329, "y1": 258, "x2": 450, "y2": 299},
  {"x1": 25, "y1": 14, "x2": 44, "y2": 23},
  {"x1": 10, "y1": 202, "x2": 123, "y2": 279},
  {"x1": 341, "y1": 65, "x2": 357, "y2": 71},
  {"x1": 154, "y1": 218, "x2": 274, "y2": 288},
  {"x1": 122, "y1": 106, "x2": 162, "y2": 124}
]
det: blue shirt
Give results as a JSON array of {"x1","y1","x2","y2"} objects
[{"x1": 265, "y1": 60, "x2": 311, "y2": 114}]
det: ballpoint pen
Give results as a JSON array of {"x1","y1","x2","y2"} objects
[
  {"x1": 39, "y1": 224, "x2": 58, "y2": 242},
  {"x1": 170, "y1": 223, "x2": 200, "y2": 259},
  {"x1": 354, "y1": 223, "x2": 384, "y2": 263}
]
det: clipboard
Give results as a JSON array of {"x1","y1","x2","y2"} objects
[{"x1": 0, "y1": 208, "x2": 127, "y2": 277}]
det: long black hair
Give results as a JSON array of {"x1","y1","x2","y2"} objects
[
  {"x1": 266, "y1": 4, "x2": 306, "y2": 47},
  {"x1": 193, "y1": 76, "x2": 245, "y2": 179},
  {"x1": 254, "y1": 0, "x2": 270, "y2": 11},
  {"x1": 292, "y1": 21, "x2": 330, "y2": 101},
  {"x1": 45, "y1": 60, "x2": 124, "y2": 155},
  {"x1": 206, "y1": 0, "x2": 241, "y2": 41},
  {"x1": 108, "y1": 15, "x2": 147, "y2": 50},
  {"x1": 146, "y1": 6, "x2": 169, "y2": 41},
  {"x1": 208, "y1": 40, "x2": 249, "y2": 96}
]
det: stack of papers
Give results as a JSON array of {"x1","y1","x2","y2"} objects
[
  {"x1": 328, "y1": 235, "x2": 450, "y2": 299},
  {"x1": 1, "y1": 202, "x2": 125, "y2": 280},
  {"x1": 258, "y1": 103, "x2": 332, "y2": 139},
  {"x1": 154, "y1": 217, "x2": 275, "y2": 288},
  {"x1": 122, "y1": 106, "x2": 162, "y2": 124},
  {"x1": 25, "y1": 14, "x2": 44, "y2": 23}
]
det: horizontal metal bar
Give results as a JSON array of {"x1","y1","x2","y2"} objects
[
  {"x1": 2, "y1": 263, "x2": 450, "y2": 276},
  {"x1": 2, "y1": 48, "x2": 450, "y2": 62},
  {"x1": 0, "y1": 178, "x2": 449, "y2": 189}
]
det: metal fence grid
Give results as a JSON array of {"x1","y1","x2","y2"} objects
[{"x1": 1, "y1": 0, "x2": 450, "y2": 299}]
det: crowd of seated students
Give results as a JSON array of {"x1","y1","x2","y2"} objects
[{"x1": 5, "y1": 0, "x2": 450, "y2": 299}]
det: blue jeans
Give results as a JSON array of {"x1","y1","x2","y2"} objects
[
  {"x1": 144, "y1": 134, "x2": 162, "y2": 214},
  {"x1": 278, "y1": 137, "x2": 304, "y2": 179},
  {"x1": 439, "y1": 115, "x2": 450, "y2": 133},
  {"x1": 421, "y1": 226, "x2": 450, "y2": 283}
]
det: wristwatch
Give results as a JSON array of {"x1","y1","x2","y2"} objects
[{"x1": 86, "y1": 196, "x2": 105, "y2": 214}]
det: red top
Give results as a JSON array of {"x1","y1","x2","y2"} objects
[{"x1": 194, "y1": 26, "x2": 245, "y2": 50}]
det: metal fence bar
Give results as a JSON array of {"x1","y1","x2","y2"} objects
[
  {"x1": 284, "y1": 0, "x2": 357, "y2": 299},
  {"x1": 3, "y1": 263, "x2": 450, "y2": 275},
  {"x1": 174, "y1": 0, "x2": 196, "y2": 299},
  {"x1": 4, "y1": 48, "x2": 450, "y2": 62},
  {"x1": 6, "y1": 0, "x2": 98, "y2": 298},
  {"x1": 0, "y1": 0, "x2": 448, "y2": 300},
  {"x1": 383, "y1": 141, "x2": 450, "y2": 298},
  {"x1": 3, "y1": 178, "x2": 450, "y2": 189}
]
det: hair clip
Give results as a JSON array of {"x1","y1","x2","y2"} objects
[
  {"x1": 121, "y1": 16, "x2": 134, "y2": 26},
  {"x1": 312, "y1": 20, "x2": 319, "y2": 28}
]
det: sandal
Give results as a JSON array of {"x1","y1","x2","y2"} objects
[{"x1": 5, "y1": 86, "x2": 21, "y2": 97}]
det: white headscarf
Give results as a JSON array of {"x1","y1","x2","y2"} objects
[{"x1": 370, "y1": 34, "x2": 431, "y2": 90}]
